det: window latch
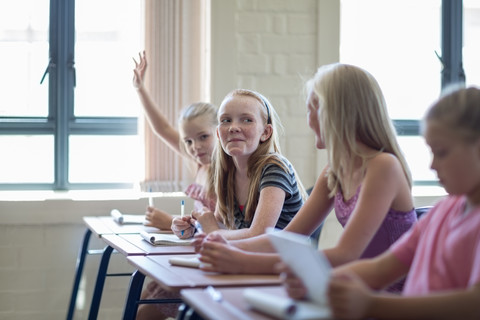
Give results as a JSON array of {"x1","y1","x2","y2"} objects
[{"x1": 40, "y1": 58, "x2": 56, "y2": 85}]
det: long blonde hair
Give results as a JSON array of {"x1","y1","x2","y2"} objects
[
  {"x1": 307, "y1": 64, "x2": 412, "y2": 197},
  {"x1": 214, "y1": 89, "x2": 306, "y2": 228}
]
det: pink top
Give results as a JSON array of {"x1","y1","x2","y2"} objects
[
  {"x1": 184, "y1": 183, "x2": 216, "y2": 212},
  {"x1": 391, "y1": 195, "x2": 480, "y2": 295}
]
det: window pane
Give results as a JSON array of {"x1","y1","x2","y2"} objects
[
  {"x1": 0, "y1": 0, "x2": 49, "y2": 117},
  {"x1": 69, "y1": 135, "x2": 143, "y2": 183},
  {"x1": 340, "y1": 0, "x2": 442, "y2": 120},
  {"x1": 74, "y1": 0, "x2": 144, "y2": 117},
  {"x1": 398, "y1": 136, "x2": 436, "y2": 183},
  {"x1": 0, "y1": 136, "x2": 54, "y2": 183},
  {"x1": 464, "y1": 0, "x2": 480, "y2": 86}
]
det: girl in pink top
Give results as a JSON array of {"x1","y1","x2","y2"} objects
[{"x1": 285, "y1": 86, "x2": 480, "y2": 319}]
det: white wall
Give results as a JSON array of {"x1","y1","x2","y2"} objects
[{"x1": 0, "y1": 1, "x2": 446, "y2": 319}]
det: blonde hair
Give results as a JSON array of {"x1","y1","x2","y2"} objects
[
  {"x1": 178, "y1": 102, "x2": 218, "y2": 199},
  {"x1": 307, "y1": 63, "x2": 412, "y2": 197},
  {"x1": 214, "y1": 89, "x2": 306, "y2": 228},
  {"x1": 424, "y1": 86, "x2": 480, "y2": 143}
]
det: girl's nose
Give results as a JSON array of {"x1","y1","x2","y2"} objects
[{"x1": 228, "y1": 123, "x2": 240, "y2": 133}]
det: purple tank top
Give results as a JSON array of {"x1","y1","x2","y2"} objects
[{"x1": 335, "y1": 186, "x2": 416, "y2": 259}]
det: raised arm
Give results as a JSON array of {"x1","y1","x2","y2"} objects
[{"x1": 133, "y1": 51, "x2": 182, "y2": 156}]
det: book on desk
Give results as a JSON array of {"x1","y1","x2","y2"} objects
[{"x1": 140, "y1": 230, "x2": 193, "y2": 246}]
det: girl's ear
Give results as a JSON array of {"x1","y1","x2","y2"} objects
[
  {"x1": 216, "y1": 127, "x2": 220, "y2": 139},
  {"x1": 261, "y1": 124, "x2": 273, "y2": 142}
]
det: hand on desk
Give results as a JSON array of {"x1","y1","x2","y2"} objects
[
  {"x1": 197, "y1": 235, "x2": 251, "y2": 274},
  {"x1": 144, "y1": 206, "x2": 173, "y2": 230}
]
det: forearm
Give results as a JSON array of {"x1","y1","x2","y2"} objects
[
  {"x1": 231, "y1": 234, "x2": 275, "y2": 253},
  {"x1": 238, "y1": 252, "x2": 282, "y2": 274},
  {"x1": 367, "y1": 287, "x2": 480, "y2": 320},
  {"x1": 214, "y1": 227, "x2": 264, "y2": 241}
]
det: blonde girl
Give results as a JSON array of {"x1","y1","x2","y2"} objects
[
  {"x1": 318, "y1": 86, "x2": 480, "y2": 320},
  {"x1": 172, "y1": 89, "x2": 306, "y2": 240},
  {"x1": 133, "y1": 51, "x2": 217, "y2": 320},
  {"x1": 195, "y1": 65, "x2": 415, "y2": 289},
  {"x1": 133, "y1": 51, "x2": 217, "y2": 229}
]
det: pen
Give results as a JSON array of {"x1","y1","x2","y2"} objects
[
  {"x1": 194, "y1": 220, "x2": 203, "y2": 233},
  {"x1": 181, "y1": 200, "x2": 185, "y2": 236},
  {"x1": 148, "y1": 187, "x2": 153, "y2": 207}
]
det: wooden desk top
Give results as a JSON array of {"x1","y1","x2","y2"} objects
[
  {"x1": 83, "y1": 216, "x2": 169, "y2": 237},
  {"x1": 127, "y1": 255, "x2": 281, "y2": 292},
  {"x1": 101, "y1": 233, "x2": 196, "y2": 256},
  {"x1": 181, "y1": 286, "x2": 284, "y2": 320}
]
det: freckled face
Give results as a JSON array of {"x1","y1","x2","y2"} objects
[
  {"x1": 425, "y1": 120, "x2": 480, "y2": 196},
  {"x1": 217, "y1": 95, "x2": 270, "y2": 160},
  {"x1": 306, "y1": 90, "x2": 325, "y2": 149},
  {"x1": 180, "y1": 114, "x2": 216, "y2": 165}
]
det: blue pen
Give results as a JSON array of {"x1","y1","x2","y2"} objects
[
  {"x1": 194, "y1": 220, "x2": 203, "y2": 233},
  {"x1": 180, "y1": 200, "x2": 185, "y2": 236}
]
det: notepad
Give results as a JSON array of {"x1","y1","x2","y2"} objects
[
  {"x1": 264, "y1": 228, "x2": 332, "y2": 318},
  {"x1": 111, "y1": 209, "x2": 146, "y2": 225},
  {"x1": 140, "y1": 230, "x2": 193, "y2": 246},
  {"x1": 168, "y1": 255, "x2": 202, "y2": 268}
]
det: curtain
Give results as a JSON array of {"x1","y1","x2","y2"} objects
[{"x1": 141, "y1": 0, "x2": 209, "y2": 192}]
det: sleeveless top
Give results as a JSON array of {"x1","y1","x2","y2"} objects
[
  {"x1": 335, "y1": 185, "x2": 417, "y2": 292},
  {"x1": 184, "y1": 183, "x2": 216, "y2": 212},
  {"x1": 232, "y1": 155, "x2": 303, "y2": 230}
]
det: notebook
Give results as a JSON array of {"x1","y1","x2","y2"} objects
[
  {"x1": 140, "y1": 230, "x2": 193, "y2": 246},
  {"x1": 242, "y1": 229, "x2": 332, "y2": 320}
]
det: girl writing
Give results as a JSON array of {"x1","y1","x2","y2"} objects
[
  {"x1": 305, "y1": 86, "x2": 480, "y2": 320},
  {"x1": 195, "y1": 64, "x2": 416, "y2": 293},
  {"x1": 133, "y1": 51, "x2": 216, "y2": 229},
  {"x1": 133, "y1": 51, "x2": 217, "y2": 319},
  {"x1": 172, "y1": 89, "x2": 307, "y2": 240}
]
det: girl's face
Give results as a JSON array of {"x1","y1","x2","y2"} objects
[
  {"x1": 217, "y1": 95, "x2": 271, "y2": 160},
  {"x1": 306, "y1": 90, "x2": 325, "y2": 149},
  {"x1": 180, "y1": 114, "x2": 216, "y2": 165},
  {"x1": 425, "y1": 120, "x2": 480, "y2": 198}
]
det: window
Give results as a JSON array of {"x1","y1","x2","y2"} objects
[
  {"x1": 340, "y1": 0, "x2": 475, "y2": 185},
  {"x1": 0, "y1": 0, "x2": 144, "y2": 190}
]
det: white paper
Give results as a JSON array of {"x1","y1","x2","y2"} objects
[
  {"x1": 267, "y1": 229, "x2": 331, "y2": 306},
  {"x1": 111, "y1": 209, "x2": 146, "y2": 225},
  {"x1": 243, "y1": 288, "x2": 331, "y2": 320}
]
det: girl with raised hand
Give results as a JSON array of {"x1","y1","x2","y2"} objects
[
  {"x1": 133, "y1": 51, "x2": 216, "y2": 229},
  {"x1": 311, "y1": 86, "x2": 480, "y2": 320},
  {"x1": 133, "y1": 51, "x2": 217, "y2": 320},
  {"x1": 195, "y1": 64, "x2": 416, "y2": 293},
  {"x1": 172, "y1": 88, "x2": 307, "y2": 240}
]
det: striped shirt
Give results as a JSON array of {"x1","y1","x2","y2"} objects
[{"x1": 233, "y1": 155, "x2": 304, "y2": 229}]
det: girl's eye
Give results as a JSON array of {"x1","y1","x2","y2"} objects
[
  {"x1": 184, "y1": 140, "x2": 193, "y2": 145},
  {"x1": 243, "y1": 118, "x2": 253, "y2": 123},
  {"x1": 200, "y1": 134, "x2": 209, "y2": 140},
  {"x1": 220, "y1": 118, "x2": 230, "y2": 124}
]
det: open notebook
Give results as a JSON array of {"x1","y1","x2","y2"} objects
[
  {"x1": 243, "y1": 229, "x2": 332, "y2": 320},
  {"x1": 140, "y1": 230, "x2": 193, "y2": 246}
]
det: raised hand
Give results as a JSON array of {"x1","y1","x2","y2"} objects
[{"x1": 132, "y1": 50, "x2": 147, "y2": 89}]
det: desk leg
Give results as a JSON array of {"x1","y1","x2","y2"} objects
[
  {"x1": 88, "y1": 245, "x2": 114, "y2": 320},
  {"x1": 122, "y1": 269, "x2": 146, "y2": 320},
  {"x1": 66, "y1": 228, "x2": 92, "y2": 320}
]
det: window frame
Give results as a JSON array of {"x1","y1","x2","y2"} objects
[{"x1": 0, "y1": 0, "x2": 138, "y2": 190}]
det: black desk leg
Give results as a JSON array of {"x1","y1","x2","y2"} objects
[
  {"x1": 122, "y1": 269, "x2": 146, "y2": 320},
  {"x1": 66, "y1": 228, "x2": 92, "y2": 320},
  {"x1": 88, "y1": 245, "x2": 114, "y2": 320}
]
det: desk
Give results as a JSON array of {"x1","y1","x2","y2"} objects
[
  {"x1": 124, "y1": 255, "x2": 281, "y2": 320},
  {"x1": 180, "y1": 286, "x2": 285, "y2": 320},
  {"x1": 66, "y1": 216, "x2": 177, "y2": 320}
]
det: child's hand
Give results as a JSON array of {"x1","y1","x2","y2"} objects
[
  {"x1": 276, "y1": 262, "x2": 308, "y2": 300},
  {"x1": 192, "y1": 208, "x2": 218, "y2": 233},
  {"x1": 144, "y1": 206, "x2": 173, "y2": 230},
  {"x1": 328, "y1": 271, "x2": 372, "y2": 320},
  {"x1": 132, "y1": 51, "x2": 147, "y2": 89},
  {"x1": 171, "y1": 216, "x2": 195, "y2": 239},
  {"x1": 198, "y1": 238, "x2": 248, "y2": 274}
]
